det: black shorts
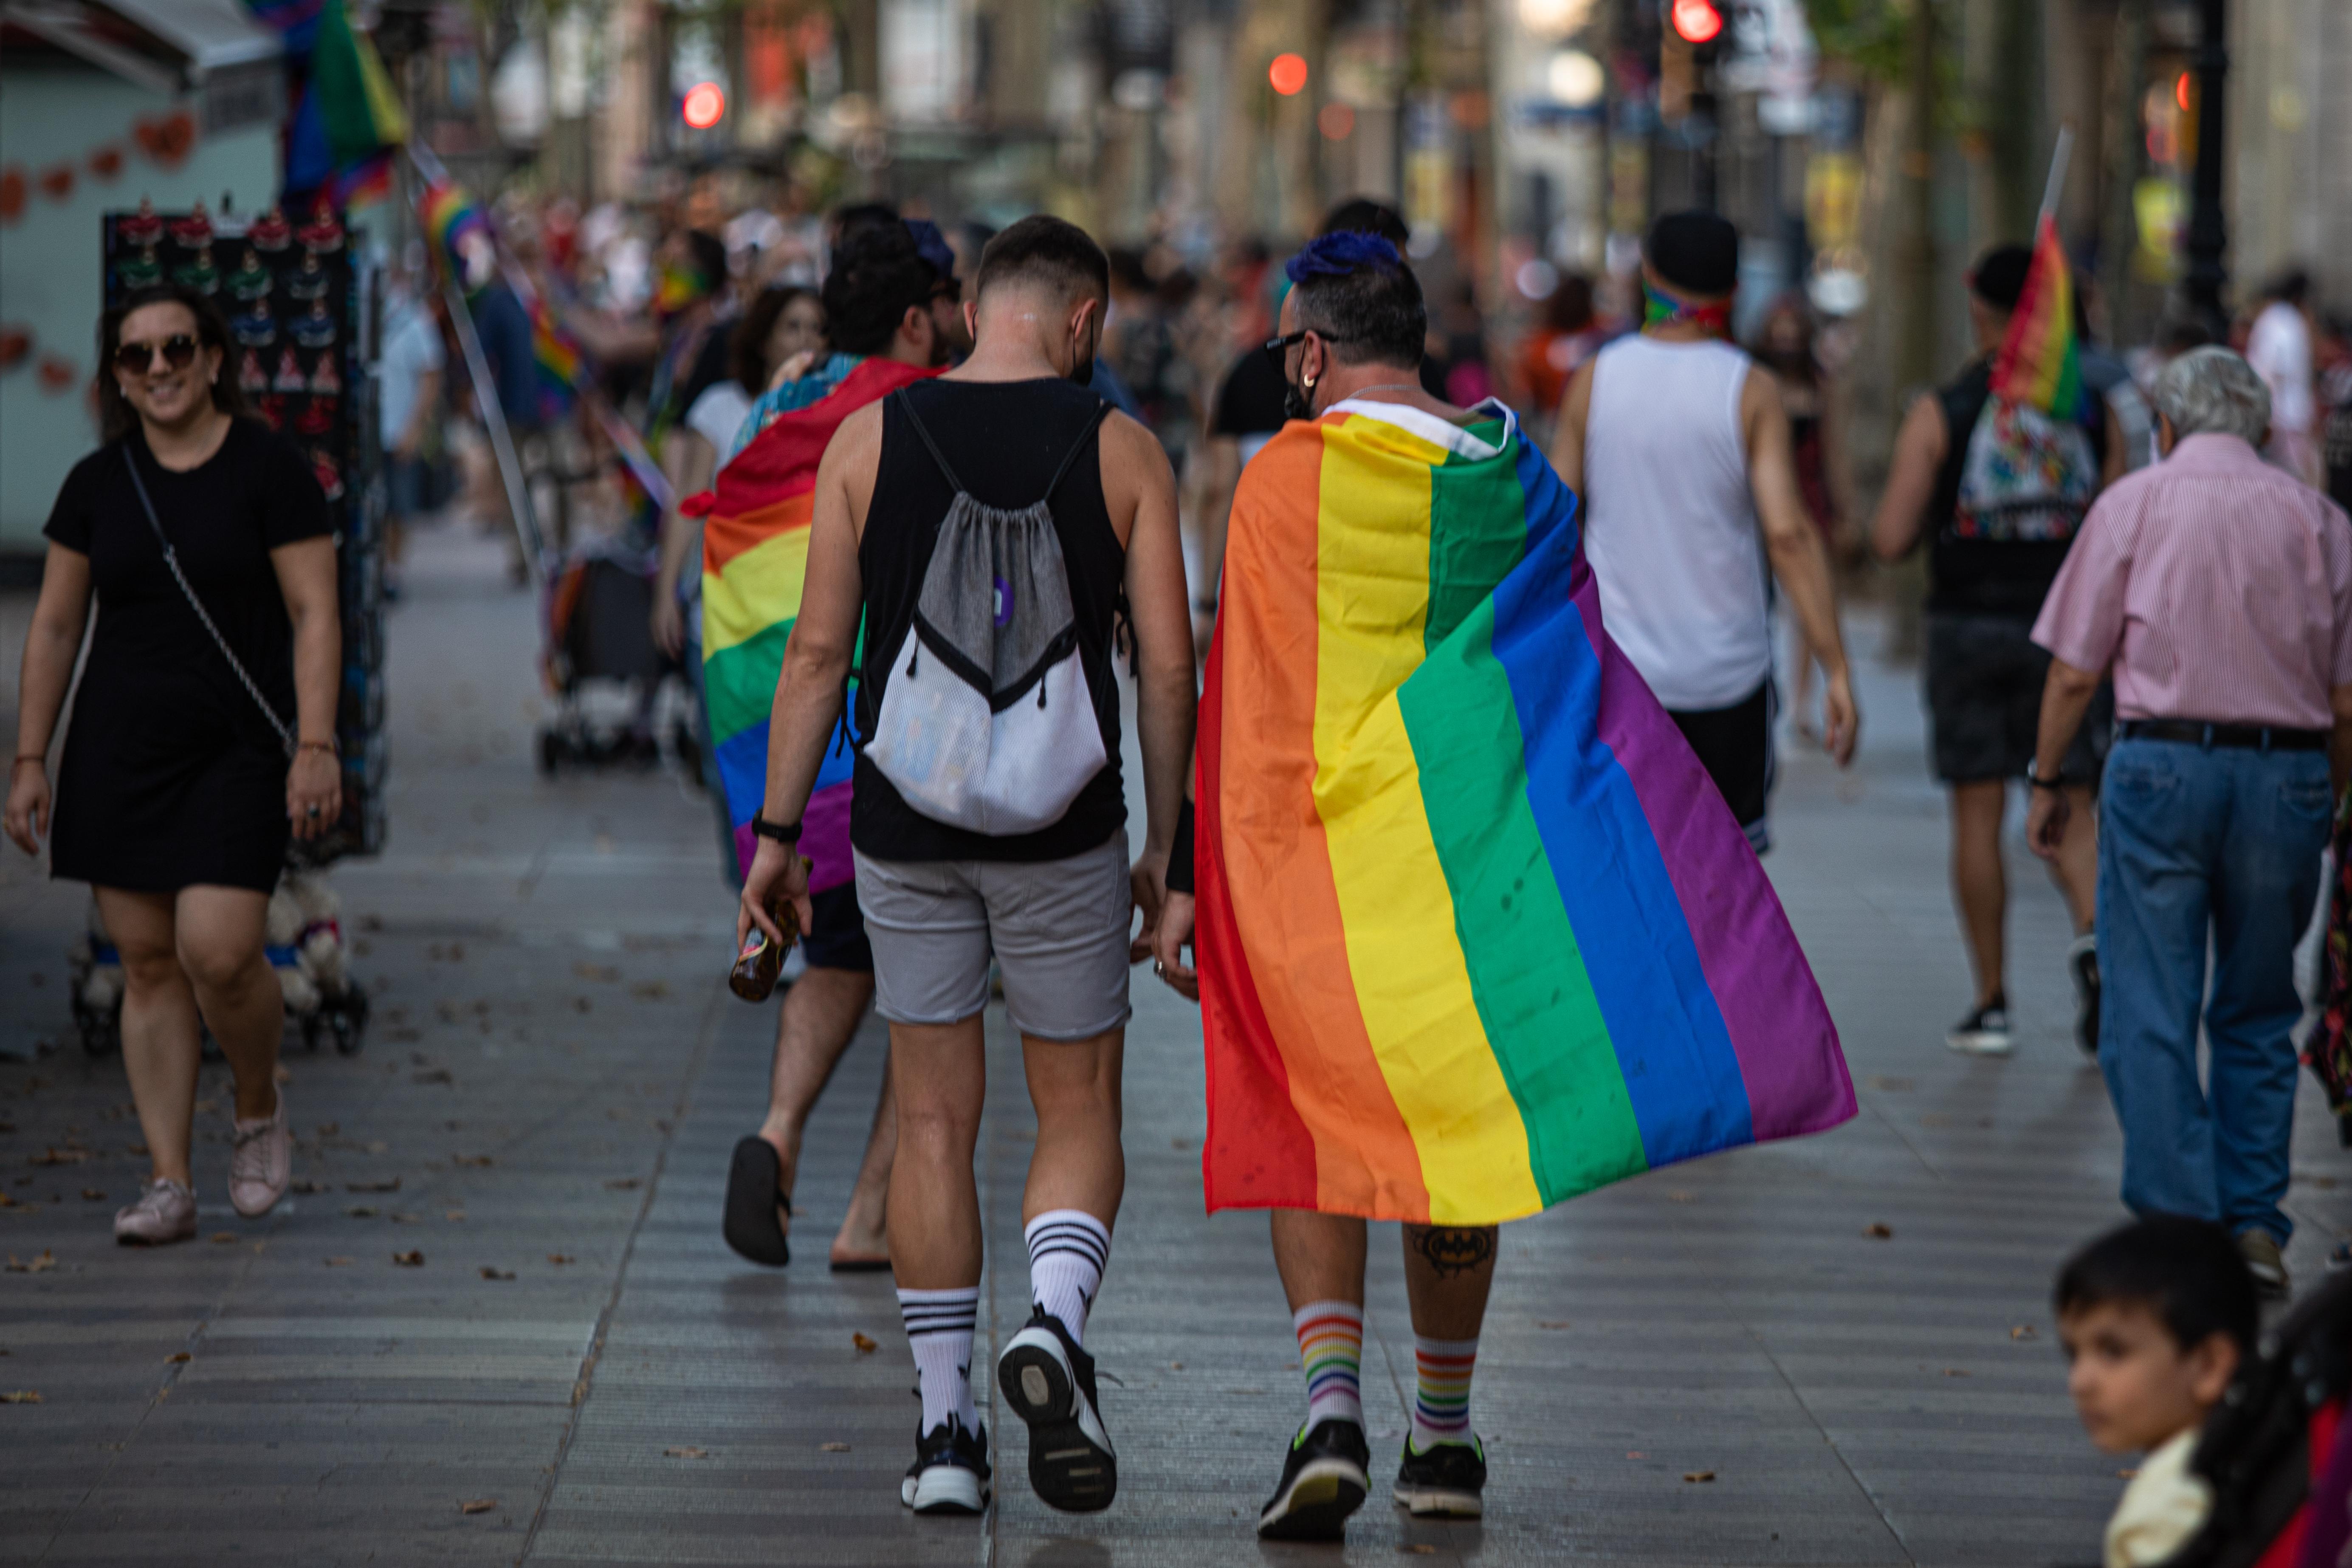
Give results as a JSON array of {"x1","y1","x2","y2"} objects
[
  {"x1": 1668, "y1": 680, "x2": 1775, "y2": 854},
  {"x1": 800, "y1": 881, "x2": 874, "y2": 972},
  {"x1": 1924, "y1": 612, "x2": 2110, "y2": 784}
]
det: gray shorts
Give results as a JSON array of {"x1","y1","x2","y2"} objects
[{"x1": 852, "y1": 832, "x2": 1134, "y2": 1041}]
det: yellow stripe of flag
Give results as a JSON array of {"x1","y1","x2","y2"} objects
[{"x1": 701, "y1": 525, "x2": 810, "y2": 659}]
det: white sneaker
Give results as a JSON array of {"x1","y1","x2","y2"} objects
[{"x1": 228, "y1": 1089, "x2": 291, "y2": 1217}]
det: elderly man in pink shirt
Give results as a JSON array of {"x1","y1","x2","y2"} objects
[{"x1": 2026, "y1": 346, "x2": 2352, "y2": 1298}]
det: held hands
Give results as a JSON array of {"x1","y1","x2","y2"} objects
[
  {"x1": 287, "y1": 749, "x2": 342, "y2": 840},
  {"x1": 1128, "y1": 849, "x2": 1169, "y2": 964},
  {"x1": 3, "y1": 760, "x2": 49, "y2": 855},
  {"x1": 739, "y1": 835, "x2": 813, "y2": 954}
]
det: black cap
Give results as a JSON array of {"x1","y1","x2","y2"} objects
[
  {"x1": 1645, "y1": 211, "x2": 1739, "y2": 297},
  {"x1": 1970, "y1": 244, "x2": 2032, "y2": 311}
]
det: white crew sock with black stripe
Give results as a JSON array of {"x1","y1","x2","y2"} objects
[
  {"x1": 898, "y1": 1286, "x2": 980, "y2": 1435},
  {"x1": 1024, "y1": 1209, "x2": 1111, "y2": 1345}
]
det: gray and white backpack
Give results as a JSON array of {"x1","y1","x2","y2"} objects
[{"x1": 862, "y1": 392, "x2": 1110, "y2": 835}]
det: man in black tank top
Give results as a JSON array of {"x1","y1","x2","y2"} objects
[
  {"x1": 736, "y1": 216, "x2": 1196, "y2": 1517},
  {"x1": 1869, "y1": 245, "x2": 2126, "y2": 1060}
]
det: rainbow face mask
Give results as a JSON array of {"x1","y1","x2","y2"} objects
[
  {"x1": 654, "y1": 260, "x2": 712, "y2": 318},
  {"x1": 1642, "y1": 282, "x2": 1733, "y2": 338}
]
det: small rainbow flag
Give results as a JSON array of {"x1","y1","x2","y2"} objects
[
  {"x1": 689, "y1": 359, "x2": 942, "y2": 885},
  {"x1": 1990, "y1": 214, "x2": 2085, "y2": 420},
  {"x1": 1197, "y1": 400, "x2": 1856, "y2": 1224},
  {"x1": 420, "y1": 180, "x2": 490, "y2": 285}
]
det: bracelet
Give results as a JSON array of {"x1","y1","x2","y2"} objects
[
  {"x1": 296, "y1": 739, "x2": 337, "y2": 757},
  {"x1": 751, "y1": 814, "x2": 802, "y2": 844},
  {"x1": 2027, "y1": 772, "x2": 2065, "y2": 791}
]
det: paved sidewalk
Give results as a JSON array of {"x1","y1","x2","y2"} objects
[{"x1": 6, "y1": 523, "x2": 2352, "y2": 1566}]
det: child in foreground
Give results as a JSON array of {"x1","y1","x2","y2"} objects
[{"x1": 2056, "y1": 1215, "x2": 2258, "y2": 1568}]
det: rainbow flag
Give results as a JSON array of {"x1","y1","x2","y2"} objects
[
  {"x1": 690, "y1": 359, "x2": 942, "y2": 886},
  {"x1": 1991, "y1": 214, "x2": 2085, "y2": 420},
  {"x1": 1196, "y1": 400, "x2": 1855, "y2": 1225},
  {"x1": 420, "y1": 180, "x2": 490, "y2": 285}
]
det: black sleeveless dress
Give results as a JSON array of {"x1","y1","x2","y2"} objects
[
  {"x1": 853, "y1": 376, "x2": 1127, "y2": 865},
  {"x1": 42, "y1": 420, "x2": 330, "y2": 893}
]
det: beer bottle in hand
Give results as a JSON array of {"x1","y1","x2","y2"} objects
[{"x1": 729, "y1": 883, "x2": 804, "y2": 1002}]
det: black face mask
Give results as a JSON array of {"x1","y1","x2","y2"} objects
[
  {"x1": 1283, "y1": 374, "x2": 1312, "y2": 422},
  {"x1": 1069, "y1": 322, "x2": 1097, "y2": 386}
]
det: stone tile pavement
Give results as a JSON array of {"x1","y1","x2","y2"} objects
[{"x1": 5, "y1": 522, "x2": 2351, "y2": 1565}]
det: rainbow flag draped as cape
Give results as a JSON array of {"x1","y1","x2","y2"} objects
[
  {"x1": 1196, "y1": 400, "x2": 1855, "y2": 1225},
  {"x1": 1990, "y1": 214, "x2": 2085, "y2": 420},
  {"x1": 690, "y1": 358, "x2": 942, "y2": 887}
]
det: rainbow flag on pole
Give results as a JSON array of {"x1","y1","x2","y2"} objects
[
  {"x1": 688, "y1": 359, "x2": 942, "y2": 886},
  {"x1": 1990, "y1": 214, "x2": 2085, "y2": 420},
  {"x1": 1196, "y1": 400, "x2": 1855, "y2": 1225}
]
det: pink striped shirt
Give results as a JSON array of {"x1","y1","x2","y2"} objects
[{"x1": 2032, "y1": 433, "x2": 2352, "y2": 730}]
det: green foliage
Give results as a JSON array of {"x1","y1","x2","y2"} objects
[{"x1": 1804, "y1": 0, "x2": 1914, "y2": 82}]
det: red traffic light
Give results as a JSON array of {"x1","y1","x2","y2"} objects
[
  {"x1": 1269, "y1": 53, "x2": 1309, "y2": 96},
  {"x1": 682, "y1": 82, "x2": 726, "y2": 129},
  {"x1": 1670, "y1": 0, "x2": 1723, "y2": 44}
]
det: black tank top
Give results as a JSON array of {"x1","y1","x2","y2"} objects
[
  {"x1": 853, "y1": 376, "x2": 1128, "y2": 863},
  {"x1": 1926, "y1": 357, "x2": 2106, "y2": 617}
]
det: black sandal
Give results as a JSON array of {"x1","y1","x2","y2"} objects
[{"x1": 722, "y1": 1136, "x2": 790, "y2": 1266}]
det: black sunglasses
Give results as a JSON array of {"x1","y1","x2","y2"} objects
[
  {"x1": 115, "y1": 333, "x2": 199, "y2": 375},
  {"x1": 1263, "y1": 328, "x2": 1358, "y2": 364}
]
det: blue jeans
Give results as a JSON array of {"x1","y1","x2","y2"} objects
[{"x1": 2096, "y1": 736, "x2": 2332, "y2": 1243}]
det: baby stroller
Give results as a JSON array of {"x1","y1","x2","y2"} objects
[
  {"x1": 534, "y1": 538, "x2": 689, "y2": 775},
  {"x1": 2160, "y1": 1270, "x2": 2352, "y2": 1568},
  {"x1": 68, "y1": 868, "x2": 370, "y2": 1058}
]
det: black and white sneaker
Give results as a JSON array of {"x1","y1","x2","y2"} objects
[
  {"x1": 901, "y1": 1415, "x2": 991, "y2": 1514},
  {"x1": 1258, "y1": 1417, "x2": 1371, "y2": 1541},
  {"x1": 1393, "y1": 1435, "x2": 1487, "y2": 1517},
  {"x1": 1946, "y1": 995, "x2": 2013, "y2": 1056},
  {"x1": 2068, "y1": 934, "x2": 2101, "y2": 1061},
  {"x1": 996, "y1": 1308, "x2": 1117, "y2": 1512}
]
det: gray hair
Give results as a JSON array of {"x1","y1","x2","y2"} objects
[{"x1": 2149, "y1": 346, "x2": 2271, "y2": 444}]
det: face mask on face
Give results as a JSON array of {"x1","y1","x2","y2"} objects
[
  {"x1": 1283, "y1": 373, "x2": 1312, "y2": 422},
  {"x1": 1068, "y1": 317, "x2": 1097, "y2": 386}
]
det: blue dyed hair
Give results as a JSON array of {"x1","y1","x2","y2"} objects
[{"x1": 1286, "y1": 229, "x2": 1404, "y2": 285}]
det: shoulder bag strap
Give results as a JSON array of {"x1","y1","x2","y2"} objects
[
  {"x1": 121, "y1": 444, "x2": 297, "y2": 759},
  {"x1": 1041, "y1": 399, "x2": 1112, "y2": 504}
]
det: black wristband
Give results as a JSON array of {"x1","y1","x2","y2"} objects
[
  {"x1": 1165, "y1": 796, "x2": 1196, "y2": 896},
  {"x1": 2026, "y1": 772, "x2": 2066, "y2": 791},
  {"x1": 751, "y1": 814, "x2": 802, "y2": 844}
]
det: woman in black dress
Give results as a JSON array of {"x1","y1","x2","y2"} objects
[{"x1": 5, "y1": 285, "x2": 340, "y2": 1244}]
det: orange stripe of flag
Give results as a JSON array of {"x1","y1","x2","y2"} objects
[{"x1": 702, "y1": 491, "x2": 814, "y2": 575}]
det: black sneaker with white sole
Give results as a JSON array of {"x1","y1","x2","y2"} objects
[
  {"x1": 1393, "y1": 1435, "x2": 1487, "y2": 1517},
  {"x1": 1258, "y1": 1417, "x2": 1371, "y2": 1541},
  {"x1": 902, "y1": 1415, "x2": 991, "y2": 1514},
  {"x1": 996, "y1": 1308, "x2": 1117, "y2": 1512},
  {"x1": 1946, "y1": 994, "x2": 2013, "y2": 1056},
  {"x1": 2068, "y1": 934, "x2": 2101, "y2": 1061}
]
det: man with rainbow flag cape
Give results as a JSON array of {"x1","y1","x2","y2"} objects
[
  {"x1": 687, "y1": 225, "x2": 956, "y2": 1273},
  {"x1": 1867, "y1": 237, "x2": 2125, "y2": 1060},
  {"x1": 1149, "y1": 232, "x2": 1856, "y2": 1540}
]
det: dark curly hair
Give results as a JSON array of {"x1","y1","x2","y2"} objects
[
  {"x1": 96, "y1": 285, "x2": 246, "y2": 443},
  {"x1": 821, "y1": 226, "x2": 937, "y2": 358}
]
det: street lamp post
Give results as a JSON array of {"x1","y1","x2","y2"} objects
[{"x1": 2183, "y1": 0, "x2": 2228, "y2": 332}]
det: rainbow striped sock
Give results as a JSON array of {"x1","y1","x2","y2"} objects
[
  {"x1": 1410, "y1": 1335, "x2": 1478, "y2": 1450},
  {"x1": 1293, "y1": 1300, "x2": 1364, "y2": 1430}
]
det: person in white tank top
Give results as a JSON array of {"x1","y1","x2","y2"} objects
[{"x1": 1553, "y1": 212, "x2": 1858, "y2": 850}]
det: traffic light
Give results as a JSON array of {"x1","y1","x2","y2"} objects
[
  {"x1": 682, "y1": 82, "x2": 725, "y2": 130},
  {"x1": 1670, "y1": 0, "x2": 1723, "y2": 44}
]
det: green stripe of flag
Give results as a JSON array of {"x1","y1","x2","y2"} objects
[
  {"x1": 1396, "y1": 596, "x2": 1650, "y2": 1206},
  {"x1": 704, "y1": 619, "x2": 794, "y2": 744},
  {"x1": 1423, "y1": 419, "x2": 1523, "y2": 652}
]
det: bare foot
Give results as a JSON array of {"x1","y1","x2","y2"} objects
[{"x1": 829, "y1": 1216, "x2": 889, "y2": 1271}]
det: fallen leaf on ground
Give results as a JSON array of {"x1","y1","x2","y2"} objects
[
  {"x1": 548, "y1": 1254, "x2": 575, "y2": 1265},
  {"x1": 445, "y1": 1210, "x2": 467, "y2": 1221},
  {"x1": 324, "y1": 1256, "x2": 355, "y2": 1267},
  {"x1": 80, "y1": 1188, "x2": 105, "y2": 1201},
  {"x1": 2010, "y1": 1325, "x2": 2038, "y2": 1340},
  {"x1": 850, "y1": 1333, "x2": 879, "y2": 1354},
  {"x1": 1402, "y1": 1546, "x2": 1437, "y2": 1556},
  {"x1": 166, "y1": 1351, "x2": 191, "y2": 1363},
  {"x1": 391, "y1": 1213, "x2": 419, "y2": 1224},
  {"x1": 346, "y1": 1207, "x2": 378, "y2": 1218},
  {"x1": 459, "y1": 1497, "x2": 496, "y2": 1514},
  {"x1": 1666, "y1": 1190, "x2": 1695, "y2": 1203},
  {"x1": 2117, "y1": 1467, "x2": 2138, "y2": 1479},
  {"x1": 665, "y1": 1445, "x2": 708, "y2": 1458},
  {"x1": 453, "y1": 1155, "x2": 494, "y2": 1168},
  {"x1": 30, "y1": 1148, "x2": 89, "y2": 1166},
  {"x1": 1169, "y1": 1361, "x2": 1184, "y2": 1371},
  {"x1": 411, "y1": 1069, "x2": 453, "y2": 1086},
  {"x1": 1, "y1": 1390, "x2": 41, "y2": 1403},
  {"x1": 393, "y1": 1251, "x2": 424, "y2": 1267},
  {"x1": 479, "y1": 1267, "x2": 515, "y2": 1281},
  {"x1": 6, "y1": 1251, "x2": 57, "y2": 1274},
  {"x1": 1863, "y1": 1223, "x2": 1893, "y2": 1239},
  {"x1": 289, "y1": 1180, "x2": 321, "y2": 1195},
  {"x1": 316, "y1": 1122, "x2": 340, "y2": 1137},
  {"x1": 818, "y1": 1441, "x2": 851, "y2": 1453},
  {"x1": 1536, "y1": 1320, "x2": 1571, "y2": 1330},
  {"x1": 365, "y1": 1141, "x2": 388, "y2": 1155},
  {"x1": 631, "y1": 981, "x2": 670, "y2": 1000},
  {"x1": 573, "y1": 962, "x2": 619, "y2": 982},
  {"x1": 1684, "y1": 1470, "x2": 1716, "y2": 1483},
  {"x1": 346, "y1": 1178, "x2": 400, "y2": 1193},
  {"x1": 1942, "y1": 1368, "x2": 1969, "y2": 1378},
  {"x1": 604, "y1": 1178, "x2": 640, "y2": 1191},
  {"x1": 207, "y1": 1232, "x2": 237, "y2": 1244},
  {"x1": 1626, "y1": 1451, "x2": 1646, "y2": 1460}
]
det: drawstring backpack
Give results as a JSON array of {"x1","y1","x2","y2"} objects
[{"x1": 861, "y1": 391, "x2": 1110, "y2": 835}]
